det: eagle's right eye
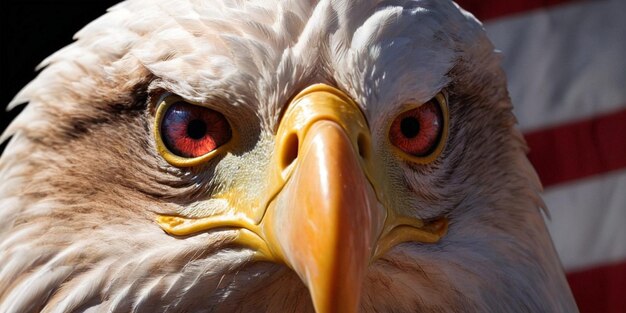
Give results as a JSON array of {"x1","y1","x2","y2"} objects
[{"x1": 155, "y1": 96, "x2": 232, "y2": 166}]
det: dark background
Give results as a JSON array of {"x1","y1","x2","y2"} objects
[{"x1": 0, "y1": 0, "x2": 120, "y2": 154}]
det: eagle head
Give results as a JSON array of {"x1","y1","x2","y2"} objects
[{"x1": 0, "y1": 0, "x2": 576, "y2": 312}]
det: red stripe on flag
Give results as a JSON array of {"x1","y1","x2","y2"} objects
[
  {"x1": 567, "y1": 261, "x2": 626, "y2": 313},
  {"x1": 523, "y1": 107, "x2": 626, "y2": 188},
  {"x1": 455, "y1": 0, "x2": 582, "y2": 21}
]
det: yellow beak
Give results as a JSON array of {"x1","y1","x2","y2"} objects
[
  {"x1": 156, "y1": 84, "x2": 448, "y2": 313},
  {"x1": 262, "y1": 85, "x2": 383, "y2": 313}
]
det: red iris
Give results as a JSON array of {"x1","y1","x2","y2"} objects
[
  {"x1": 160, "y1": 102, "x2": 231, "y2": 158},
  {"x1": 389, "y1": 100, "x2": 443, "y2": 157}
]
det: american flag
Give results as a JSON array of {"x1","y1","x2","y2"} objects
[{"x1": 456, "y1": 0, "x2": 626, "y2": 311}]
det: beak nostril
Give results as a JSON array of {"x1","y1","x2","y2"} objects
[
  {"x1": 357, "y1": 133, "x2": 370, "y2": 160},
  {"x1": 281, "y1": 132, "x2": 299, "y2": 170}
]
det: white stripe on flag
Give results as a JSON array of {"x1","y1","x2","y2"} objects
[
  {"x1": 544, "y1": 169, "x2": 626, "y2": 271},
  {"x1": 484, "y1": 0, "x2": 626, "y2": 132}
]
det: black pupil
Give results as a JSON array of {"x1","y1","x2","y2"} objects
[
  {"x1": 187, "y1": 119, "x2": 207, "y2": 139},
  {"x1": 400, "y1": 117, "x2": 420, "y2": 138}
]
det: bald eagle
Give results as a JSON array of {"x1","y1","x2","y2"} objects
[{"x1": 0, "y1": 0, "x2": 577, "y2": 312}]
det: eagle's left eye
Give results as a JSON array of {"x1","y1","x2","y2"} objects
[
  {"x1": 389, "y1": 93, "x2": 448, "y2": 162},
  {"x1": 155, "y1": 96, "x2": 232, "y2": 166}
]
